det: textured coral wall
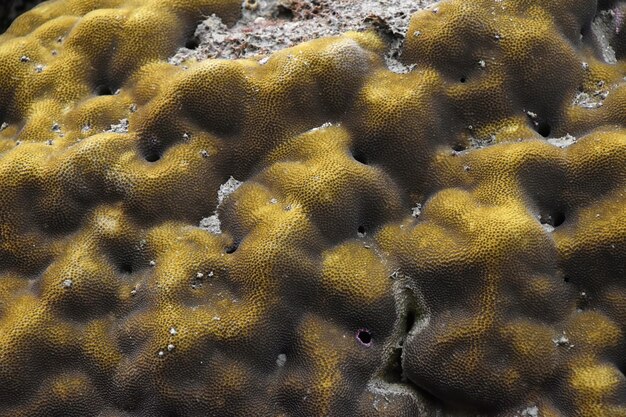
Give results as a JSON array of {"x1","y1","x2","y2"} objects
[{"x1": 0, "y1": 0, "x2": 625, "y2": 416}]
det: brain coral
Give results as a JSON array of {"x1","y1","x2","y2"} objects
[{"x1": 0, "y1": 0, "x2": 625, "y2": 416}]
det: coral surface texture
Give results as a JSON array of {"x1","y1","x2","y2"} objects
[{"x1": 0, "y1": 0, "x2": 625, "y2": 416}]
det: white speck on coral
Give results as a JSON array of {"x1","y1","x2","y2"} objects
[
  {"x1": 199, "y1": 214, "x2": 222, "y2": 234},
  {"x1": 520, "y1": 405, "x2": 539, "y2": 417},
  {"x1": 62, "y1": 279, "x2": 73, "y2": 288},
  {"x1": 276, "y1": 353, "x2": 287, "y2": 367},
  {"x1": 553, "y1": 332, "x2": 573, "y2": 348},
  {"x1": 526, "y1": 110, "x2": 537, "y2": 119},
  {"x1": 306, "y1": 122, "x2": 333, "y2": 134},
  {"x1": 107, "y1": 119, "x2": 129, "y2": 133},
  {"x1": 217, "y1": 176, "x2": 242, "y2": 206},
  {"x1": 548, "y1": 134, "x2": 577, "y2": 148},
  {"x1": 411, "y1": 203, "x2": 422, "y2": 218},
  {"x1": 200, "y1": 177, "x2": 242, "y2": 234}
]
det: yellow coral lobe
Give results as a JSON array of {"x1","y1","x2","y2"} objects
[
  {"x1": 320, "y1": 242, "x2": 392, "y2": 321},
  {"x1": 570, "y1": 363, "x2": 623, "y2": 397}
]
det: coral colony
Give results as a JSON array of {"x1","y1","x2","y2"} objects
[{"x1": 0, "y1": 0, "x2": 624, "y2": 416}]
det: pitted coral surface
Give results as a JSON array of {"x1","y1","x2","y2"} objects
[{"x1": 0, "y1": 0, "x2": 625, "y2": 416}]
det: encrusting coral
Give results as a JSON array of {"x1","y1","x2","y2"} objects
[{"x1": 0, "y1": 0, "x2": 624, "y2": 416}]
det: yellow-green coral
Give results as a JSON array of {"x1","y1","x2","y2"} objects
[{"x1": 0, "y1": 0, "x2": 624, "y2": 416}]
